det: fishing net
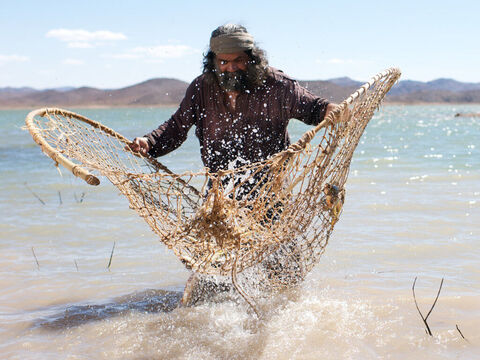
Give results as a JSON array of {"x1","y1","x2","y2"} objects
[{"x1": 25, "y1": 68, "x2": 400, "y2": 308}]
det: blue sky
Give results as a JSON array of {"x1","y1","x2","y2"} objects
[{"x1": 1, "y1": 0, "x2": 479, "y2": 89}]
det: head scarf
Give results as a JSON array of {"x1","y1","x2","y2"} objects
[{"x1": 210, "y1": 31, "x2": 254, "y2": 54}]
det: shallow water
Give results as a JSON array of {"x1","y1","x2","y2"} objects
[{"x1": 0, "y1": 105, "x2": 479, "y2": 359}]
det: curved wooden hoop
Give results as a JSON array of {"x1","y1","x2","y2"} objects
[{"x1": 25, "y1": 107, "x2": 188, "y2": 188}]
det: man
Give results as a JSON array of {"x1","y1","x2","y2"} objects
[
  {"x1": 130, "y1": 24, "x2": 335, "y2": 171},
  {"x1": 130, "y1": 24, "x2": 336, "y2": 305}
]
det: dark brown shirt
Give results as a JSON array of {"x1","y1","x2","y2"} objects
[{"x1": 145, "y1": 67, "x2": 329, "y2": 172}]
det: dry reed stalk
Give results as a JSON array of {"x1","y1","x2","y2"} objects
[
  {"x1": 412, "y1": 277, "x2": 444, "y2": 336},
  {"x1": 74, "y1": 192, "x2": 86, "y2": 203},
  {"x1": 107, "y1": 242, "x2": 116, "y2": 271},
  {"x1": 24, "y1": 183, "x2": 45, "y2": 205},
  {"x1": 456, "y1": 324, "x2": 469, "y2": 343},
  {"x1": 31, "y1": 247, "x2": 40, "y2": 270}
]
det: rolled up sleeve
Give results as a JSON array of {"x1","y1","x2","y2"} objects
[
  {"x1": 287, "y1": 80, "x2": 330, "y2": 126},
  {"x1": 145, "y1": 79, "x2": 199, "y2": 157}
]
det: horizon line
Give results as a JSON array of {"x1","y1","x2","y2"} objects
[{"x1": 3, "y1": 75, "x2": 480, "y2": 92}]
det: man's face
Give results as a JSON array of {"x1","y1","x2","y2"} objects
[
  {"x1": 215, "y1": 52, "x2": 249, "y2": 73},
  {"x1": 215, "y1": 52, "x2": 250, "y2": 92}
]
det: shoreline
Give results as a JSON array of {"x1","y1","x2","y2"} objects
[
  {"x1": 0, "y1": 104, "x2": 180, "y2": 111},
  {"x1": 2, "y1": 102, "x2": 480, "y2": 111}
]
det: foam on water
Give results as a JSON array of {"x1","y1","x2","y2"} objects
[{"x1": 3, "y1": 282, "x2": 479, "y2": 359}]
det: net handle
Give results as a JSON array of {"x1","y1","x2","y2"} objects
[
  {"x1": 25, "y1": 108, "x2": 101, "y2": 185},
  {"x1": 25, "y1": 107, "x2": 178, "y2": 186}
]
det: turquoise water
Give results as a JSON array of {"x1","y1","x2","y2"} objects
[{"x1": 0, "y1": 105, "x2": 479, "y2": 359}]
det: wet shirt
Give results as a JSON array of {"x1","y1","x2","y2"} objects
[{"x1": 145, "y1": 67, "x2": 330, "y2": 172}]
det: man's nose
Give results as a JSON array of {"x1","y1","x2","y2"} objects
[{"x1": 226, "y1": 62, "x2": 238, "y2": 72}]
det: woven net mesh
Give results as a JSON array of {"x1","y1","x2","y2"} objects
[{"x1": 25, "y1": 68, "x2": 400, "y2": 294}]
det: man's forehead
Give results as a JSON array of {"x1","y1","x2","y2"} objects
[{"x1": 216, "y1": 52, "x2": 248, "y2": 61}]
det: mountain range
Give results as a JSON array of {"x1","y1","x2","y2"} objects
[{"x1": 2, "y1": 76, "x2": 480, "y2": 108}]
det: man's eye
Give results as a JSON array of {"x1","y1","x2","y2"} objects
[{"x1": 220, "y1": 60, "x2": 228, "y2": 65}]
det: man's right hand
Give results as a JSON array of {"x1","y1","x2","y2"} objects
[{"x1": 127, "y1": 137, "x2": 150, "y2": 156}]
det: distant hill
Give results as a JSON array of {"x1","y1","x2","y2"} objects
[
  {"x1": 299, "y1": 80, "x2": 359, "y2": 103},
  {"x1": 298, "y1": 77, "x2": 480, "y2": 103},
  {"x1": 0, "y1": 78, "x2": 189, "y2": 108},
  {"x1": 325, "y1": 77, "x2": 363, "y2": 88},
  {"x1": 387, "y1": 89, "x2": 480, "y2": 103},
  {"x1": 2, "y1": 76, "x2": 480, "y2": 108},
  {"x1": 388, "y1": 78, "x2": 480, "y2": 96},
  {"x1": 0, "y1": 86, "x2": 38, "y2": 94}
]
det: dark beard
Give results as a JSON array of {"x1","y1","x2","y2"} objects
[{"x1": 216, "y1": 70, "x2": 249, "y2": 92}]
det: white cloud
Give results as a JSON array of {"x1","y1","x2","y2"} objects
[
  {"x1": 0, "y1": 54, "x2": 29, "y2": 65},
  {"x1": 46, "y1": 29, "x2": 127, "y2": 48},
  {"x1": 63, "y1": 58, "x2": 84, "y2": 65},
  {"x1": 137, "y1": 45, "x2": 198, "y2": 58},
  {"x1": 67, "y1": 42, "x2": 94, "y2": 49},
  {"x1": 110, "y1": 45, "x2": 200, "y2": 61}
]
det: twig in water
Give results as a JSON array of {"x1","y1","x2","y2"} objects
[
  {"x1": 412, "y1": 277, "x2": 444, "y2": 336},
  {"x1": 31, "y1": 247, "x2": 40, "y2": 270},
  {"x1": 456, "y1": 324, "x2": 469, "y2": 343},
  {"x1": 74, "y1": 259, "x2": 79, "y2": 271},
  {"x1": 24, "y1": 182, "x2": 45, "y2": 205},
  {"x1": 58, "y1": 190, "x2": 62, "y2": 205},
  {"x1": 107, "y1": 242, "x2": 116, "y2": 271},
  {"x1": 74, "y1": 192, "x2": 86, "y2": 203}
]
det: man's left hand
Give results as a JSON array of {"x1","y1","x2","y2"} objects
[{"x1": 325, "y1": 103, "x2": 338, "y2": 121}]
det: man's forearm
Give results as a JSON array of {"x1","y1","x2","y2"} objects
[{"x1": 324, "y1": 103, "x2": 338, "y2": 121}]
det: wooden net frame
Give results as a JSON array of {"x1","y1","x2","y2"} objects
[{"x1": 25, "y1": 68, "x2": 400, "y2": 303}]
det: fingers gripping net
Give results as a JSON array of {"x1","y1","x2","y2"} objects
[{"x1": 25, "y1": 68, "x2": 401, "y2": 292}]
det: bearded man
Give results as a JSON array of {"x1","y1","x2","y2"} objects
[
  {"x1": 130, "y1": 24, "x2": 335, "y2": 171},
  {"x1": 129, "y1": 24, "x2": 336, "y2": 305}
]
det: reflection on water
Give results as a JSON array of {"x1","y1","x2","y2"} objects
[{"x1": 34, "y1": 289, "x2": 183, "y2": 331}]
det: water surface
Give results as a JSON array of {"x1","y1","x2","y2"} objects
[{"x1": 0, "y1": 105, "x2": 479, "y2": 359}]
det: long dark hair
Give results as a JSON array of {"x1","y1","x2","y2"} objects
[{"x1": 202, "y1": 24, "x2": 269, "y2": 88}]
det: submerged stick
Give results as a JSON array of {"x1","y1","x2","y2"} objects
[
  {"x1": 24, "y1": 183, "x2": 45, "y2": 205},
  {"x1": 58, "y1": 190, "x2": 62, "y2": 205},
  {"x1": 31, "y1": 247, "x2": 40, "y2": 270},
  {"x1": 107, "y1": 242, "x2": 116, "y2": 271},
  {"x1": 74, "y1": 259, "x2": 79, "y2": 271},
  {"x1": 74, "y1": 192, "x2": 86, "y2": 203},
  {"x1": 456, "y1": 324, "x2": 469, "y2": 343},
  {"x1": 412, "y1": 277, "x2": 444, "y2": 336}
]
